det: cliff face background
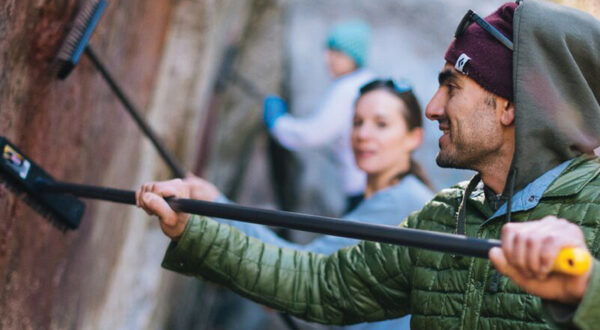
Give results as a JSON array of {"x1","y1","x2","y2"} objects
[
  {"x1": 0, "y1": 1, "x2": 175, "y2": 328},
  {"x1": 0, "y1": 0, "x2": 276, "y2": 328},
  {"x1": 0, "y1": 0, "x2": 597, "y2": 329}
]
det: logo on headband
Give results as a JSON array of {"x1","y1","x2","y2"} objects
[{"x1": 455, "y1": 53, "x2": 471, "y2": 74}]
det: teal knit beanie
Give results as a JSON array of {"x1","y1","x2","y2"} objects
[{"x1": 326, "y1": 21, "x2": 371, "y2": 67}]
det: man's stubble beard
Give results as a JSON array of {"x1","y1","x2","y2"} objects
[
  {"x1": 436, "y1": 141, "x2": 478, "y2": 170},
  {"x1": 435, "y1": 94, "x2": 501, "y2": 171}
]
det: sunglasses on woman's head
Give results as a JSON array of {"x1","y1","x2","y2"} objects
[{"x1": 360, "y1": 79, "x2": 412, "y2": 95}]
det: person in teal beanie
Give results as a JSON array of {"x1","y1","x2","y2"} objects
[
  {"x1": 326, "y1": 20, "x2": 370, "y2": 68},
  {"x1": 264, "y1": 20, "x2": 376, "y2": 212}
]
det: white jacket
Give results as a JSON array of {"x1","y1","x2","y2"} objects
[{"x1": 271, "y1": 68, "x2": 376, "y2": 195}]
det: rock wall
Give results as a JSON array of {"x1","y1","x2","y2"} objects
[
  {"x1": 176, "y1": 0, "x2": 291, "y2": 328},
  {"x1": 203, "y1": 0, "x2": 287, "y2": 210},
  {"x1": 0, "y1": 0, "x2": 257, "y2": 329}
]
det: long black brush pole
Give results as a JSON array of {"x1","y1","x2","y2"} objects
[
  {"x1": 84, "y1": 46, "x2": 186, "y2": 179},
  {"x1": 38, "y1": 179, "x2": 499, "y2": 258}
]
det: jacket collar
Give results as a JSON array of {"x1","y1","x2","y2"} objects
[
  {"x1": 474, "y1": 154, "x2": 600, "y2": 227},
  {"x1": 543, "y1": 154, "x2": 600, "y2": 198}
]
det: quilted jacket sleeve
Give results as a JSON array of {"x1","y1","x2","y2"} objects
[
  {"x1": 573, "y1": 260, "x2": 600, "y2": 329},
  {"x1": 161, "y1": 214, "x2": 415, "y2": 325}
]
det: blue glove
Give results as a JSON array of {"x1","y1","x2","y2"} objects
[{"x1": 263, "y1": 95, "x2": 287, "y2": 130}]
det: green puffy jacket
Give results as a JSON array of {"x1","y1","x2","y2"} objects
[{"x1": 162, "y1": 155, "x2": 600, "y2": 329}]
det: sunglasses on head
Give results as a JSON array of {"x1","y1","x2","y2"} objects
[
  {"x1": 360, "y1": 79, "x2": 412, "y2": 95},
  {"x1": 455, "y1": 9, "x2": 513, "y2": 51}
]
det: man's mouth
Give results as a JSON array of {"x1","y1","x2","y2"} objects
[
  {"x1": 438, "y1": 120, "x2": 450, "y2": 133},
  {"x1": 438, "y1": 121, "x2": 451, "y2": 146}
]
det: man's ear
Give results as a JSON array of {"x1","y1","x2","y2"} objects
[{"x1": 500, "y1": 100, "x2": 515, "y2": 126}]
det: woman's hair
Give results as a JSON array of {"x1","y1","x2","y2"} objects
[{"x1": 357, "y1": 79, "x2": 435, "y2": 191}]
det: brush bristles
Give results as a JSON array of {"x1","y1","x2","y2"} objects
[
  {"x1": 56, "y1": 0, "x2": 106, "y2": 79},
  {"x1": 0, "y1": 136, "x2": 85, "y2": 230},
  {"x1": 0, "y1": 174, "x2": 69, "y2": 232},
  {"x1": 0, "y1": 175, "x2": 24, "y2": 196},
  {"x1": 23, "y1": 194, "x2": 69, "y2": 232}
]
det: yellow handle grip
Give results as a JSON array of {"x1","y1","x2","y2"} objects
[{"x1": 552, "y1": 247, "x2": 592, "y2": 276}]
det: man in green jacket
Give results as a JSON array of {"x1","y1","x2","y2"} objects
[{"x1": 136, "y1": 1, "x2": 600, "y2": 329}]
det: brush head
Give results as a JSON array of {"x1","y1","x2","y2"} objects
[
  {"x1": 56, "y1": 0, "x2": 107, "y2": 80},
  {"x1": 0, "y1": 137, "x2": 85, "y2": 230}
]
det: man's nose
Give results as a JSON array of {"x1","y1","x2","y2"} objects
[{"x1": 425, "y1": 88, "x2": 446, "y2": 121}]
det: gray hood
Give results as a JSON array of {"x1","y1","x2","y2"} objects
[{"x1": 509, "y1": 0, "x2": 600, "y2": 193}]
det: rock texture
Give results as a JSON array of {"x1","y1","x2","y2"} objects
[{"x1": 0, "y1": 0, "x2": 259, "y2": 329}]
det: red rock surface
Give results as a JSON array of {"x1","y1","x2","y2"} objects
[{"x1": 0, "y1": 1, "x2": 172, "y2": 328}]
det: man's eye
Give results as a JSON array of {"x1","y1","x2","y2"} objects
[
  {"x1": 446, "y1": 83, "x2": 457, "y2": 95},
  {"x1": 376, "y1": 122, "x2": 387, "y2": 128},
  {"x1": 353, "y1": 119, "x2": 363, "y2": 127}
]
